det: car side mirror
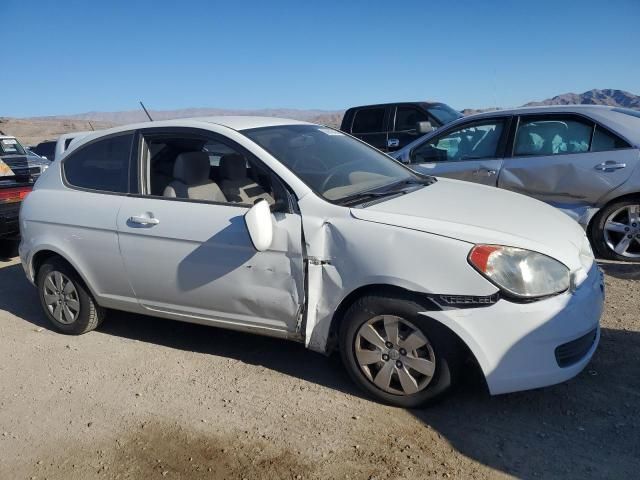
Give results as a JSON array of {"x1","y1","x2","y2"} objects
[
  {"x1": 244, "y1": 199, "x2": 273, "y2": 252},
  {"x1": 416, "y1": 121, "x2": 434, "y2": 134}
]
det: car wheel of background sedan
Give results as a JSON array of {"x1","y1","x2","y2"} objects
[
  {"x1": 339, "y1": 291, "x2": 461, "y2": 408},
  {"x1": 592, "y1": 199, "x2": 640, "y2": 262},
  {"x1": 36, "y1": 258, "x2": 105, "y2": 334}
]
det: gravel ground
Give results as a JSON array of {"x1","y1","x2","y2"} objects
[{"x1": 0, "y1": 255, "x2": 638, "y2": 479}]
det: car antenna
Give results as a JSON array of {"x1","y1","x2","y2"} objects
[
  {"x1": 139, "y1": 101, "x2": 154, "y2": 121},
  {"x1": 88, "y1": 121, "x2": 95, "y2": 131}
]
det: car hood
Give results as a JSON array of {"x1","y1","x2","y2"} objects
[{"x1": 350, "y1": 178, "x2": 590, "y2": 271}]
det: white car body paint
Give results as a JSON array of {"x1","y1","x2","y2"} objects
[
  {"x1": 54, "y1": 131, "x2": 93, "y2": 161},
  {"x1": 20, "y1": 116, "x2": 604, "y2": 396}
]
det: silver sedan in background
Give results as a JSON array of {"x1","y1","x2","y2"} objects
[{"x1": 392, "y1": 105, "x2": 640, "y2": 262}]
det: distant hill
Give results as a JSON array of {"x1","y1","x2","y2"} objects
[
  {"x1": 5, "y1": 88, "x2": 639, "y2": 145},
  {"x1": 0, "y1": 117, "x2": 115, "y2": 146},
  {"x1": 32, "y1": 107, "x2": 344, "y2": 128},
  {"x1": 523, "y1": 88, "x2": 640, "y2": 109},
  {"x1": 462, "y1": 89, "x2": 639, "y2": 116}
]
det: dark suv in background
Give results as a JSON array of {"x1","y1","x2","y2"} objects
[{"x1": 340, "y1": 101, "x2": 462, "y2": 152}]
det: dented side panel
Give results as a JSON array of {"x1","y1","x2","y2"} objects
[
  {"x1": 498, "y1": 149, "x2": 639, "y2": 207},
  {"x1": 116, "y1": 196, "x2": 305, "y2": 335},
  {"x1": 299, "y1": 198, "x2": 497, "y2": 353}
]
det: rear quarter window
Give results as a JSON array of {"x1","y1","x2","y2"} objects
[
  {"x1": 591, "y1": 125, "x2": 630, "y2": 152},
  {"x1": 63, "y1": 133, "x2": 133, "y2": 193}
]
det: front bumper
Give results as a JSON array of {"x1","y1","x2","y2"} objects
[{"x1": 423, "y1": 263, "x2": 604, "y2": 395}]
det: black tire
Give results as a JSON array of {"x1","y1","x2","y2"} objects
[
  {"x1": 591, "y1": 198, "x2": 640, "y2": 262},
  {"x1": 36, "y1": 258, "x2": 105, "y2": 334},
  {"x1": 339, "y1": 291, "x2": 462, "y2": 408}
]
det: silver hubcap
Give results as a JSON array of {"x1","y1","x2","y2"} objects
[
  {"x1": 604, "y1": 205, "x2": 640, "y2": 258},
  {"x1": 354, "y1": 315, "x2": 436, "y2": 396},
  {"x1": 42, "y1": 271, "x2": 80, "y2": 324}
]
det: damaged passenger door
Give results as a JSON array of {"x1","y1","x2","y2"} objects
[
  {"x1": 116, "y1": 128, "x2": 305, "y2": 336},
  {"x1": 499, "y1": 114, "x2": 638, "y2": 209}
]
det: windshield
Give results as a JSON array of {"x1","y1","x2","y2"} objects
[
  {"x1": 0, "y1": 138, "x2": 26, "y2": 156},
  {"x1": 243, "y1": 125, "x2": 420, "y2": 201},
  {"x1": 427, "y1": 104, "x2": 463, "y2": 125}
]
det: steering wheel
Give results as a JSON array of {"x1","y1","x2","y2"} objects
[{"x1": 319, "y1": 162, "x2": 357, "y2": 193}]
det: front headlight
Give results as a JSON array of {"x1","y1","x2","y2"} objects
[{"x1": 468, "y1": 245, "x2": 570, "y2": 299}]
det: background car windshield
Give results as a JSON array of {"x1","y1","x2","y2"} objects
[
  {"x1": 427, "y1": 104, "x2": 463, "y2": 125},
  {"x1": 0, "y1": 138, "x2": 27, "y2": 156},
  {"x1": 243, "y1": 125, "x2": 417, "y2": 201}
]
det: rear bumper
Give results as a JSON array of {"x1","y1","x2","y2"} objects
[{"x1": 424, "y1": 263, "x2": 604, "y2": 395}]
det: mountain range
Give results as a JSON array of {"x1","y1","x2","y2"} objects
[
  {"x1": 2, "y1": 89, "x2": 638, "y2": 145},
  {"x1": 462, "y1": 89, "x2": 640, "y2": 115}
]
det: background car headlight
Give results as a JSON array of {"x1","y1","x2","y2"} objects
[{"x1": 468, "y1": 245, "x2": 570, "y2": 299}]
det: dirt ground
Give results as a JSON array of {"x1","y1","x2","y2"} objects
[{"x1": 0, "y1": 255, "x2": 638, "y2": 479}]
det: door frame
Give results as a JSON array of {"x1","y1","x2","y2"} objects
[{"x1": 129, "y1": 126, "x2": 299, "y2": 214}]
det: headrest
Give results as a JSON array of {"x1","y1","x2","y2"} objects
[
  {"x1": 219, "y1": 153, "x2": 247, "y2": 181},
  {"x1": 173, "y1": 152, "x2": 210, "y2": 185}
]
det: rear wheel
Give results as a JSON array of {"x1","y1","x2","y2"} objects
[
  {"x1": 36, "y1": 258, "x2": 104, "y2": 334},
  {"x1": 591, "y1": 199, "x2": 640, "y2": 262},
  {"x1": 339, "y1": 292, "x2": 461, "y2": 408}
]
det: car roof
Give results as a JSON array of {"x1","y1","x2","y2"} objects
[
  {"x1": 83, "y1": 116, "x2": 311, "y2": 139},
  {"x1": 467, "y1": 104, "x2": 619, "y2": 117},
  {"x1": 0, "y1": 135, "x2": 17, "y2": 140},
  {"x1": 61, "y1": 116, "x2": 314, "y2": 158},
  {"x1": 346, "y1": 101, "x2": 447, "y2": 110},
  {"x1": 456, "y1": 105, "x2": 640, "y2": 147}
]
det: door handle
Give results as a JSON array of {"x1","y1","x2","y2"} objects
[
  {"x1": 595, "y1": 161, "x2": 626, "y2": 171},
  {"x1": 387, "y1": 138, "x2": 400, "y2": 148},
  {"x1": 128, "y1": 213, "x2": 160, "y2": 226}
]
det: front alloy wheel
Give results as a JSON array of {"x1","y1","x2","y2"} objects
[
  {"x1": 355, "y1": 315, "x2": 436, "y2": 395},
  {"x1": 340, "y1": 292, "x2": 461, "y2": 408}
]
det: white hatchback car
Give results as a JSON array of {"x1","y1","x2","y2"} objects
[{"x1": 19, "y1": 117, "x2": 604, "y2": 407}]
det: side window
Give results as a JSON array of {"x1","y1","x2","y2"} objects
[
  {"x1": 203, "y1": 141, "x2": 238, "y2": 166},
  {"x1": 144, "y1": 131, "x2": 278, "y2": 207},
  {"x1": 411, "y1": 119, "x2": 505, "y2": 163},
  {"x1": 514, "y1": 117, "x2": 593, "y2": 156},
  {"x1": 591, "y1": 125, "x2": 630, "y2": 152},
  {"x1": 351, "y1": 108, "x2": 385, "y2": 134},
  {"x1": 64, "y1": 133, "x2": 133, "y2": 193},
  {"x1": 394, "y1": 107, "x2": 429, "y2": 132}
]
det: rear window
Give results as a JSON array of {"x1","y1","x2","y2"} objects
[
  {"x1": 351, "y1": 108, "x2": 385, "y2": 134},
  {"x1": 63, "y1": 134, "x2": 133, "y2": 193}
]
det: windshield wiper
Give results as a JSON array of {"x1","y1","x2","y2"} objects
[
  {"x1": 336, "y1": 174, "x2": 437, "y2": 206},
  {"x1": 335, "y1": 190, "x2": 406, "y2": 206}
]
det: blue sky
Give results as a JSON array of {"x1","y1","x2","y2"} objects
[{"x1": 5, "y1": 0, "x2": 640, "y2": 117}]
